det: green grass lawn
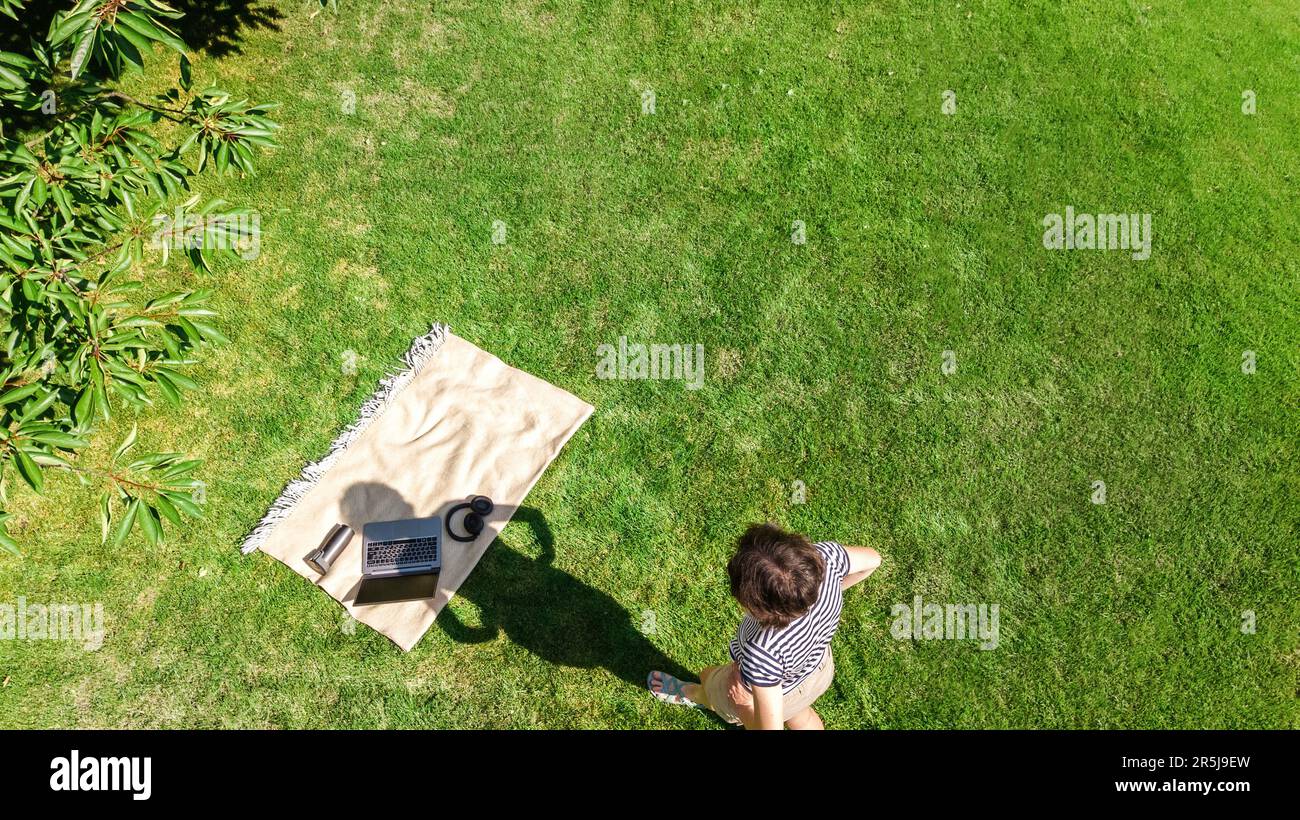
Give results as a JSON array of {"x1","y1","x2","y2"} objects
[{"x1": 1, "y1": 0, "x2": 1296, "y2": 728}]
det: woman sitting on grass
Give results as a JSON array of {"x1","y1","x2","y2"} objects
[{"x1": 649, "y1": 523, "x2": 881, "y2": 729}]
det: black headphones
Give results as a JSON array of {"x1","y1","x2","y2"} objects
[{"x1": 446, "y1": 495, "x2": 494, "y2": 542}]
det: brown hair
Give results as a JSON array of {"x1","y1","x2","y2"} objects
[{"x1": 727, "y1": 523, "x2": 824, "y2": 629}]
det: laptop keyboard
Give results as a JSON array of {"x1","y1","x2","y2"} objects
[{"x1": 366, "y1": 536, "x2": 439, "y2": 572}]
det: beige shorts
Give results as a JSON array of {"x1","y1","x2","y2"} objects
[{"x1": 703, "y1": 650, "x2": 834, "y2": 725}]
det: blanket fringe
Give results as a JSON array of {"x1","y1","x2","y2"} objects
[{"x1": 239, "y1": 324, "x2": 450, "y2": 554}]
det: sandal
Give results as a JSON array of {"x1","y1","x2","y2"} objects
[{"x1": 647, "y1": 671, "x2": 700, "y2": 708}]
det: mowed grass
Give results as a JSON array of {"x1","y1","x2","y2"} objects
[{"x1": 1, "y1": 0, "x2": 1297, "y2": 728}]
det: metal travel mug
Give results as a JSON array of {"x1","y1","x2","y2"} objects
[{"x1": 305, "y1": 523, "x2": 354, "y2": 575}]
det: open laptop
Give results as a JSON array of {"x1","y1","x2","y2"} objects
[{"x1": 353, "y1": 516, "x2": 441, "y2": 605}]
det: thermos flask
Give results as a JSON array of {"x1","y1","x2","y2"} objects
[{"x1": 305, "y1": 523, "x2": 354, "y2": 575}]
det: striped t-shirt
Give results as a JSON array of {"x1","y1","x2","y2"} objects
[{"x1": 729, "y1": 540, "x2": 850, "y2": 692}]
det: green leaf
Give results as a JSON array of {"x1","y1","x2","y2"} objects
[
  {"x1": 50, "y1": 10, "x2": 95, "y2": 43},
  {"x1": 99, "y1": 492, "x2": 111, "y2": 542},
  {"x1": 137, "y1": 501, "x2": 161, "y2": 545},
  {"x1": 13, "y1": 447, "x2": 43, "y2": 493},
  {"x1": 69, "y1": 18, "x2": 100, "y2": 80},
  {"x1": 115, "y1": 9, "x2": 189, "y2": 55},
  {"x1": 113, "y1": 423, "x2": 138, "y2": 462},
  {"x1": 155, "y1": 367, "x2": 199, "y2": 390},
  {"x1": 164, "y1": 491, "x2": 203, "y2": 518},
  {"x1": 13, "y1": 176, "x2": 33, "y2": 213},
  {"x1": 189, "y1": 321, "x2": 229, "y2": 344},
  {"x1": 91, "y1": 363, "x2": 110, "y2": 422},
  {"x1": 25, "y1": 431, "x2": 90, "y2": 450},
  {"x1": 112, "y1": 15, "x2": 154, "y2": 54},
  {"x1": 152, "y1": 492, "x2": 182, "y2": 525},
  {"x1": 29, "y1": 451, "x2": 74, "y2": 469},
  {"x1": 154, "y1": 373, "x2": 181, "y2": 407},
  {"x1": 110, "y1": 497, "x2": 140, "y2": 546},
  {"x1": 17, "y1": 389, "x2": 60, "y2": 423},
  {"x1": 0, "y1": 383, "x2": 40, "y2": 405},
  {"x1": 0, "y1": 528, "x2": 19, "y2": 557},
  {"x1": 73, "y1": 387, "x2": 95, "y2": 429}
]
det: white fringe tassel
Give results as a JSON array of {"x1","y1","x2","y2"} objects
[{"x1": 239, "y1": 323, "x2": 450, "y2": 554}]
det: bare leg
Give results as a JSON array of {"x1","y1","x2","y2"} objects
[
  {"x1": 686, "y1": 663, "x2": 757, "y2": 727},
  {"x1": 785, "y1": 706, "x2": 824, "y2": 730},
  {"x1": 681, "y1": 664, "x2": 728, "y2": 708}
]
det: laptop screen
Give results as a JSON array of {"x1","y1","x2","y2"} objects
[{"x1": 353, "y1": 572, "x2": 440, "y2": 606}]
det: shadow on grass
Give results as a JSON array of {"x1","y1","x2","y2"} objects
[
  {"x1": 169, "y1": 0, "x2": 285, "y2": 57},
  {"x1": 438, "y1": 506, "x2": 698, "y2": 693},
  {"x1": 332, "y1": 483, "x2": 717, "y2": 724}
]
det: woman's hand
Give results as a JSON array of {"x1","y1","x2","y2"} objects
[
  {"x1": 727, "y1": 665, "x2": 753, "y2": 707},
  {"x1": 728, "y1": 665, "x2": 783, "y2": 729}
]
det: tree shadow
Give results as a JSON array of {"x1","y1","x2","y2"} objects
[
  {"x1": 168, "y1": 0, "x2": 285, "y2": 58},
  {"x1": 0, "y1": 3, "x2": 57, "y2": 54},
  {"x1": 338, "y1": 481, "x2": 415, "y2": 537},
  {"x1": 438, "y1": 507, "x2": 696, "y2": 692}
]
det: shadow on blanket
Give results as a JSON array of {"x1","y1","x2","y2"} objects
[{"x1": 437, "y1": 506, "x2": 696, "y2": 690}]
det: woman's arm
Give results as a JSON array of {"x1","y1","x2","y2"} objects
[
  {"x1": 727, "y1": 667, "x2": 784, "y2": 729},
  {"x1": 841, "y1": 546, "x2": 882, "y2": 591},
  {"x1": 749, "y1": 683, "x2": 785, "y2": 730}
]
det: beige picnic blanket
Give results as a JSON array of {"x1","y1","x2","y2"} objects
[{"x1": 241, "y1": 325, "x2": 593, "y2": 650}]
